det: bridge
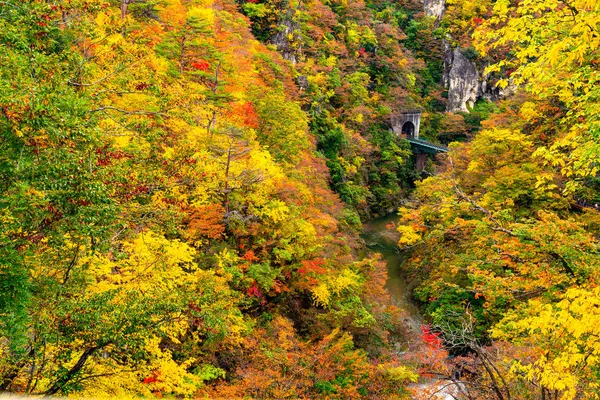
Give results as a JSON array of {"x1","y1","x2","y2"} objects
[
  {"x1": 406, "y1": 137, "x2": 448, "y2": 154},
  {"x1": 391, "y1": 110, "x2": 448, "y2": 170}
]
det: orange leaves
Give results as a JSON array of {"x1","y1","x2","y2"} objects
[
  {"x1": 242, "y1": 249, "x2": 259, "y2": 262},
  {"x1": 186, "y1": 203, "x2": 225, "y2": 240},
  {"x1": 202, "y1": 316, "x2": 410, "y2": 398},
  {"x1": 159, "y1": 0, "x2": 187, "y2": 28},
  {"x1": 297, "y1": 257, "x2": 325, "y2": 275},
  {"x1": 239, "y1": 102, "x2": 259, "y2": 128},
  {"x1": 295, "y1": 258, "x2": 327, "y2": 292},
  {"x1": 141, "y1": 24, "x2": 165, "y2": 47},
  {"x1": 225, "y1": 101, "x2": 259, "y2": 129}
]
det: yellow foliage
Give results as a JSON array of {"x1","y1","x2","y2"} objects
[
  {"x1": 85, "y1": 231, "x2": 196, "y2": 293},
  {"x1": 188, "y1": 5, "x2": 216, "y2": 26},
  {"x1": 397, "y1": 225, "x2": 421, "y2": 246},
  {"x1": 473, "y1": 0, "x2": 600, "y2": 192},
  {"x1": 311, "y1": 282, "x2": 331, "y2": 307},
  {"x1": 311, "y1": 267, "x2": 364, "y2": 311},
  {"x1": 255, "y1": 199, "x2": 290, "y2": 224},
  {"x1": 330, "y1": 268, "x2": 361, "y2": 295},
  {"x1": 493, "y1": 286, "x2": 600, "y2": 399},
  {"x1": 143, "y1": 337, "x2": 202, "y2": 397},
  {"x1": 519, "y1": 101, "x2": 541, "y2": 122},
  {"x1": 377, "y1": 364, "x2": 419, "y2": 383}
]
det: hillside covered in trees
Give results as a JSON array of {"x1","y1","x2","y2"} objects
[{"x1": 0, "y1": 0, "x2": 599, "y2": 398}]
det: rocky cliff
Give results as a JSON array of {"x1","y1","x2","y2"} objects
[
  {"x1": 425, "y1": 0, "x2": 509, "y2": 112},
  {"x1": 444, "y1": 45, "x2": 480, "y2": 112}
]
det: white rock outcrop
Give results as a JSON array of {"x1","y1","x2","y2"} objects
[
  {"x1": 424, "y1": 0, "x2": 445, "y2": 20},
  {"x1": 446, "y1": 47, "x2": 480, "y2": 112},
  {"x1": 424, "y1": 0, "x2": 512, "y2": 112}
]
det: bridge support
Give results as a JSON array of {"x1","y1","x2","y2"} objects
[{"x1": 415, "y1": 153, "x2": 428, "y2": 171}]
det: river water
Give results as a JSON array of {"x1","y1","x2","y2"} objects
[
  {"x1": 362, "y1": 214, "x2": 462, "y2": 400},
  {"x1": 361, "y1": 213, "x2": 422, "y2": 333}
]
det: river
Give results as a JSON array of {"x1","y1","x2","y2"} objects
[
  {"x1": 361, "y1": 213, "x2": 422, "y2": 333},
  {"x1": 362, "y1": 214, "x2": 461, "y2": 399}
]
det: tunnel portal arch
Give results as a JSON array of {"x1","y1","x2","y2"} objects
[{"x1": 391, "y1": 111, "x2": 421, "y2": 139}]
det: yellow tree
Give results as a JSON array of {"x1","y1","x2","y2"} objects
[
  {"x1": 492, "y1": 287, "x2": 600, "y2": 400},
  {"x1": 474, "y1": 0, "x2": 600, "y2": 195}
]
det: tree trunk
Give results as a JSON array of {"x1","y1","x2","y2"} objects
[
  {"x1": 121, "y1": 0, "x2": 129, "y2": 19},
  {"x1": 477, "y1": 353, "x2": 505, "y2": 400},
  {"x1": 44, "y1": 346, "x2": 100, "y2": 396},
  {"x1": 223, "y1": 144, "x2": 232, "y2": 215}
]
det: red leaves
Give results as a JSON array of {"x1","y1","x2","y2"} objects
[
  {"x1": 143, "y1": 376, "x2": 158, "y2": 384},
  {"x1": 420, "y1": 324, "x2": 443, "y2": 350},
  {"x1": 247, "y1": 281, "x2": 267, "y2": 305},
  {"x1": 247, "y1": 281, "x2": 263, "y2": 299},
  {"x1": 95, "y1": 148, "x2": 131, "y2": 166},
  {"x1": 143, "y1": 371, "x2": 160, "y2": 384},
  {"x1": 473, "y1": 17, "x2": 483, "y2": 25},
  {"x1": 191, "y1": 60, "x2": 210, "y2": 71}
]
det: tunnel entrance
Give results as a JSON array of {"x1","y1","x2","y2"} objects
[
  {"x1": 402, "y1": 121, "x2": 415, "y2": 138},
  {"x1": 392, "y1": 111, "x2": 421, "y2": 139}
]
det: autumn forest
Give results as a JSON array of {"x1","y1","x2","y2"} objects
[{"x1": 0, "y1": 0, "x2": 599, "y2": 398}]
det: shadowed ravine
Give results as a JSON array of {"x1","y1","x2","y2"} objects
[
  {"x1": 362, "y1": 214, "x2": 460, "y2": 399},
  {"x1": 361, "y1": 213, "x2": 423, "y2": 335}
]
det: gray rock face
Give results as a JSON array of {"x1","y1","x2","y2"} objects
[
  {"x1": 297, "y1": 75, "x2": 308, "y2": 90},
  {"x1": 424, "y1": 0, "x2": 445, "y2": 20},
  {"x1": 271, "y1": 6, "x2": 299, "y2": 64},
  {"x1": 446, "y1": 47, "x2": 480, "y2": 112},
  {"x1": 423, "y1": 0, "x2": 512, "y2": 112}
]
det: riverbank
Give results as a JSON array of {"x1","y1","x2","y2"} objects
[{"x1": 362, "y1": 214, "x2": 461, "y2": 400}]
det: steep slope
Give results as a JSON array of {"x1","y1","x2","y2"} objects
[
  {"x1": 0, "y1": 0, "x2": 419, "y2": 397},
  {"x1": 239, "y1": 0, "x2": 511, "y2": 216},
  {"x1": 397, "y1": 0, "x2": 600, "y2": 397},
  {"x1": 240, "y1": 0, "x2": 448, "y2": 216}
]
